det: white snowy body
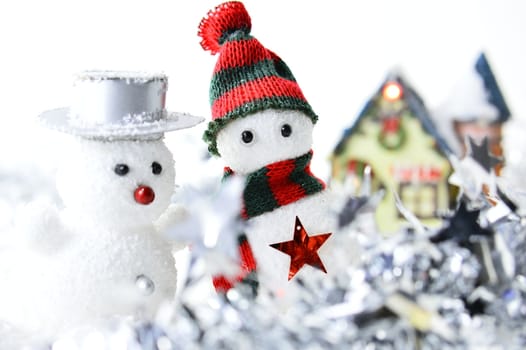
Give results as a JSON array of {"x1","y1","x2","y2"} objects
[
  {"x1": 0, "y1": 139, "x2": 180, "y2": 337},
  {"x1": 247, "y1": 190, "x2": 338, "y2": 291},
  {"x1": 216, "y1": 109, "x2": 355, "y2": 296}
]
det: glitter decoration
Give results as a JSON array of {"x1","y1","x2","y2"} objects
[
  {"x1": 24, "y1": 192, "x2": 526, "y2": 349},
  {"x1": 5, "y1": 139, "x2": 526, "y2": 349},
  {"x1": 270, "y1": 216, "x2": 332, "y2": 280}
]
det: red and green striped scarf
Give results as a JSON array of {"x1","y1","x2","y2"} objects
[
  {"x1": 212, "y1": 150, "x2": 325, "y2": 294},
  {"x1": 225, "y1": 150, "x2": 326, "y2": 219}
]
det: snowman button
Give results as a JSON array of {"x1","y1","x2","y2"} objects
[{"x1": 135, "y1": 274, "x2": 155, "y2": 295}]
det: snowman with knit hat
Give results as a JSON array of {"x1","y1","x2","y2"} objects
[
  {"x1": 0, "y1": 71, "x2": 203, "y2": 338},
  {"x1": 198, "y1": 1, "x2": 348, "y2": 298}
]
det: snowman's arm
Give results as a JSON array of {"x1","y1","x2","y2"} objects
[
  {"x1": 155, "y1": 203, "x2": 189, "y2": 252},
  {"x1": 15, "y1": 200, "x2": 69, "y2": 253}
]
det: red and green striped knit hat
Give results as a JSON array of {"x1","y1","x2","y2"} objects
[{"x1": 198, "y1": 1, "x2": 318, "y2": 156}]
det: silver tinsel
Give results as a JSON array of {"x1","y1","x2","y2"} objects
[{"x1": 5, "y1": 147, "x2": 526, "y2": 349}]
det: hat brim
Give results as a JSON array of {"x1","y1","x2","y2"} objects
[{"x1": 39, "y1": 108, "x2": 204, "y2": 139}]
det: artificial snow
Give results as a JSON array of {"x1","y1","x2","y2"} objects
[
  {"x1": 437, "y1": 66, "x2": 499, "y2": 122},
  {"x1": 74, "y1": 70, "x2": 168, "y2": 84}
]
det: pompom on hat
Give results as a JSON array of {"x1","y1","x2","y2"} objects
[
  {"x1": 39, "y1": 71, "x2": 204, "y2": 140},
  {"x1": 198, "y1": 1, "x2": 318, "y2": 156}
]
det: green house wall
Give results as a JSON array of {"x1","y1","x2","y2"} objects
[{"x1": 331, "y1": 114, "x2": 452, "y2": 234}]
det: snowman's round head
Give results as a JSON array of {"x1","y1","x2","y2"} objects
[
  {"x1": 56, "y1": 138, "x2": 175, "y2": 228},
  {"x1": 216, "y1": 109, "x2": 314, "y2": 174}
]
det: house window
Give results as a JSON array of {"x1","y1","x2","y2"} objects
[{"x1": 398, "y1": 183, "x2": 438, "y2": 219}]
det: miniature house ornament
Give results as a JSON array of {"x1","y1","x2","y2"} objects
[
  {"x1": 0, "y1": 71, "x2": 203, "y2": 337},
  {"x1": 331, "y1": 72, "x2": 454, "y2": 234},
  {"x1": 435, "y1": 52, "x2": 511, "y2": 175}
]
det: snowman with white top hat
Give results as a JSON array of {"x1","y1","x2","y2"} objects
[
  {"x1": 0, "y1": 71, "x2": 203, "y2": 337},
  {"x1": 198, "y1": 2, "x2": 349, "y2": 298}
]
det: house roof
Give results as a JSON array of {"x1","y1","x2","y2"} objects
[
  {"x1": 475, "y1": 52, "x2": 511, "y2": 122},
  {"x1": 333, "y1": 72, "x2": 453, "y2": 157}
]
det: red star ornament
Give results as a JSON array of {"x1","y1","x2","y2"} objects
[{"x1": 270, "y1": 216, "x2": 332, "y2": 280}]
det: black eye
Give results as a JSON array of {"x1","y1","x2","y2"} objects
[
  {"x1": 152, "y1": 162, "x2": 162, "y2": 175},
  {"x1": 114, "y1": 163, "x2": 129, "y2": 176},
  {"x1": 241, "y1": 130, "x2": 254, "y2": 144},
  {"x1": 281, "y1": 124, "x2": 292, "y2": 137}
]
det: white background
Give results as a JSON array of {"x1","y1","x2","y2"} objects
[{"x1": 0, "y1": 0, "x2": 525, "y2": 181}]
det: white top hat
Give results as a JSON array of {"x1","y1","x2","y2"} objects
[{"x1": 39, "y1": 71, "x2": 204, "y2": 140}]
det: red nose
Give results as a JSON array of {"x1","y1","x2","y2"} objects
[{"x1": 134, "y1": 185, "x2": 155, "y2": 205}]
